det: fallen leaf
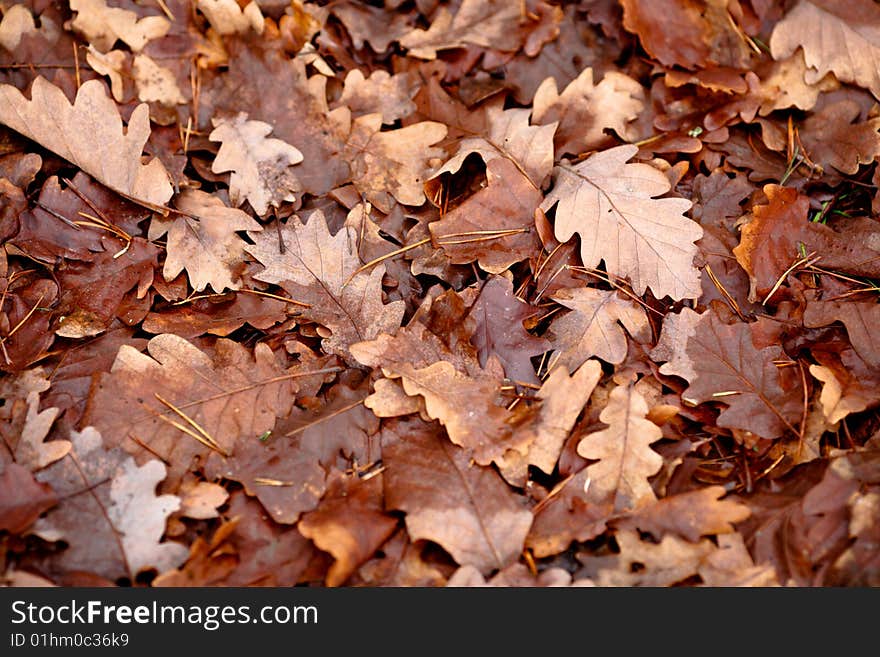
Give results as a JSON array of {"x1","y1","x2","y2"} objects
[
  {"x1": 13, "y1": 392, "x2": 69, "y2": 471},
  {"x1": 0, "y1": 77, "x2": 173, "y2": 210},
  {"x1": 382, "y1": 418, "x2": 533, "y2": 575},
  {"x1": 548, "y1": 287, "x2": 651, "y2": 369},
  {"x1": 245, "y1": 211, "x2": 405, "y2": 363},
  {"x1": 803, "y1": 300, "x2": 880, "y2": 369},
  {"x1": 34, "y1": 427, "x2": 187, "y2": 581},
  {"x1": 0, "y1": 463, "x2": 57, "y2": 534},
  {"x1": 338, "y1": 69, "x2": 418, "y2": 124},
  {"x1": 542, "y1": 144, "x2": 702, "y2": 300},
  {"x1": 209, "y1": 112, "x2": 303, "y2": 216},
  {"x1": 68, "y1": 0, "x2": 170, "y2": 52},
  {"x1": 149, "y1": 189, "x2": 262, "y2": 293},
  {"x1": 577, "y1": 383, "x2": 664, "y2": 513},
  {"x1": 132, "y1": 53, "x2": 186, "y2": 106},
  {"x1": 0, "y1": 5, "x2": 37, "y2": 52},
  {"x1": 178, "y1": 481, "x2": 229, "y2": 520},
  {"x1": 197, "y1": 0, "x2": 263, "y2": 36},
  {"x1": 532, "y1": 67, "x2": 644, "y2": 156}
]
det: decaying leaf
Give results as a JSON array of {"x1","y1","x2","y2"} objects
[
  {"x1": 339, "y1": 69, "x2": 418, "y2": 124},
  {"x1": 209, "y1": 112, "x2": 304, "y2": 215},
  {"x1": 0, "y1": 77, "x2": 173, "y2": 210},
  {"x1": 197, "y1": 0, "x2": 264, "y2": 36},
  {"x1": 68, "y1": 0, "x2": 170, "y2": 52},
  {"x1": 542, "y1": 145, "x2": 702, "y2": 300},
  {"x1": 34, "y1": 427, "x2": 187, "y2": 581}
]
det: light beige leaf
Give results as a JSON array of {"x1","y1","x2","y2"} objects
[
  {"x1": 758, "y1": 51, "x2": 839, "y2": 115},
  {"x1": 345, "y1": 113, "x2": 446, "y2": 212},
  {"x1": 133, "y1": 53, "x2": 186, "y2": 106},
  {"x1": 197, "y1": 0, "x2": 264, "y2": 35},
  {"x1": 0, "y1": 5, "x2": 37, "y2": 52},
  {"x1": 399, "y1": 0, "x2": 523, "y2": 59},
  {"x1": 548, "y1": 287, "x2": 650, "y2": 369},
  {"x1": 34, "y1": 427, "x2": 187, "y2": 580},
  {"x1": 533, "y1": 67, "x2": 645, "y2": 156},
  {"x1": 245, "y1": 211, "x2": 405, "y2": 362},
  {"x1": 809, "y1": 364, "x2": 871, "y2": 425},
  {"x1": 209, "y1": 112, "x2": 304, "y2": 216},
  {"x1": 0, "y1": 77, "x2": 173, "y2": 210},
  {"x1": 431, "y1": 102, "x2": 556, "y2": 189},
  {"x1": 339, "y1": 69, "x2": 418, "y2": 124},
  {"x1": 577, "y1": 383, "x2": 663, "y2": 513},
  {"x1": 363, "y1": 378, "x2": 423, "y2": 418},
  {"x1": 85, "y1": 47, "x2": 128, "y2": 102},
  {"x1": 16, "y1": 393, "x2": 69, "y2": 472},
  {"x1": 649, "y1": 306, "x2": 703, "y2": 382},
  {"x1": 68, "y1": 0, "x2": 170, "y2": 52},
  {"x1": 769, "y1": 0, "x2": 880, "y2": 101},
  {"x1": 542, "y1": 144, "x2": 702, "y2": 300},
  {"x1": 149, "y1": 189, "x2": 262, "y2": 293},
  {"x1": 179, "y1": 481, "x2": 229, "y2": 520}
]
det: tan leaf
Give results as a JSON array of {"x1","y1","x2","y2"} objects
[
  {"x1": 149, "y1": 189, "x2": 262, "y2": 293},
  {"x1": 758, "y1": 51, "x2": 838, "y2": 115},
  {"x1": 431, "y1": 102, "x2": 556, "y2": 189},
  {"x1": 0, "y1": 77, "x2": 173, "y2": 211},
  {"x1": 577, "y1": 383, "x2": 663, "y2": 512},
  {"x1": 548, "y1": 287, "x2": 650, "y2": 369},
  {"x1": 698, "y1": 533, "x2": 782, "y2": 586},
  {"x1": 68, "y1": 0, "x2": 170, "y2": 52},
  {"x1": 400, "y1": 0, "x2": 524, "y2": 59},
  {"x1": 542, "y1": 145, "x2": 702, "y2": 300},
  {"x1": 339, "y1": 69, "x2": 418, "y2": 124},
  {"x1": 16, "y1": 393, "x2": 69, "y2": 472},
  {"x1": 85, "y1": 47, "x2": 128, "y2": 102},
  {"x1": 178, "y1": 482, "x2": 229, "y2": 520},
  {"x1": 0, "y1": 5, "x2": 37, "y2": 52},
  {"x1": 810, "y1": 364, "x2": 872, "y2": 425},
  {"x1": 533, "y1": 67, "x2": 645, "y2": 156},
  {"x1": 34, "y1": 427, "x2": 187, "y2": 580},
  {"x1": 364, "y1": 378, "x2": 423, "y2": 418},
  {"x1": 197, "y1": 0, "x2": 264, "y2": 36},
  {"x1": 618, "y1": 486, "x2": 751, "y2": 542},
  {"x1": 345, "y1": 113, "x2": 446, "y2": 212},
  {"x1": 81, "y1": 334, "x2": 298, "y2": 487},
  {"x1": 770, "y1": 0, "x2": 880, "y2": 101},
  {"x1": 209, "y1": 112, "x2": 304, "y2": 215},
  {"x1": 382, "y1": 418, "x2": 533, "y2": 575},
  {"x1": 650, "y1": 308, "x2": 703, "y2": 384},
  {"x1": 245, "y1": 211, "x2": 405, "y2": 362},
  {"x1": 132, "y1": 54, "x2": 186, "y2": 106}
]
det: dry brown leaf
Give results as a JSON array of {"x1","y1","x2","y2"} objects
[
  {"x1": 338, "y1": 69, "x2": 418, "y2": 124},
  {"x1": 132, "y1": 54, "x2": 186, "y2": 106},
  {"x1": 542, "y1": 145, "x2": 702, "y2": 300},
  {"x1": 804, "y1": 300, "x2": 880, "y2": 369},
  {"x1": 34, "y1": 427, "x2": 187, "y2": 581},
  {"x1": 770, "y1": 0, "x2": 880, "y2": 101},
  {"x1": 344, "y1": 113, "x2": 446, "y2": 212},
  {"x1": 577, "y1": 383, "x2": 663, "y2": 513},
  {"x1": 82, "y1": 333, "x2": 298, "y2": 487},
  {"x1": 68, "y1": 0, "x2": 170, "y2": 52},
  {"x1": 400, "y1": 0, "x2": 524, "y2": 59},
  {"x1": 85, "y1": 47, "x2": 128, "y2": 102},
  {"x1": 149, "y1": 189, "x2": 262, "y2": 293},
  {"x1": 548, "y1": 287, "x2": 650, "y2": 369},
  {"x1": 197, "y1": 0, "x2": 264, "y2": 35},
  {"x1": 382, "y1": 418, "x2": 533, "y2": 575},
  {"x1": 0, "y1": 5, "x2": 37, "y2": 52},
  {"x1": 0, "y1": 463, "x2": 57, "y2": 535},
  {"x1": 179, "y1": 481, "x2": 229, "y2": 520},
  {"x1": 809, "y1": 365, "x2": 870, "y2": 425},
  {"x1": 14, "y1": 392, "x2": 69, "y2": 472},
  {"x1": 245, "y1": 211, "x2": 405, "y2": 362},
  {"x1": 758, "y1": 51, "x2": 839, "y2": 115},
  {"x1": 532, "y1": 67, "x2": 645, "y2": 156},
  {"x1": 0, "y1": 77, "x2": 173, "y2": 211},
  {"x1": 209, "y1": 112, "x2": 304, "y2": 215},
  {"x1": 430, "y1": 102, "x2": 557, "y2": 189}
]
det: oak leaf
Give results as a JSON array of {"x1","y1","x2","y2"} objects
[
  {"x1": 14, "y1": 393, "x2": 69, "y2": 472},
  {"x1": 197, "y1": 0, "x2": 263, "y2": 36},
  {"x1": 576, "y1": 383, "x2": 664, "y2": 513},
  {"x1": 34, "y1": 427, "x2": 187, "y2": 581},
  {"x1": 548, "y1": 287, "x2": 650, "y2": 369},
  {"x1": 541, "y1": 145, "x2": 702, "y2": 300},
  {"x1": 344, "y1": 113, "x2": 446, "y2": 212},
  {"x1": 132, "y1": 54, "x2": 186, "y2": 106},
  {"x1": 430, "y1": 102, "x2": 557, "y2": 189},
  {"x1": 0, "y1": 5, "x2": 37, "y2": 52},
  {"x1": 809, "y1": 364, "x2": 872, "y2": 425},
  {"x1": 532, "y1": 67, "x2": 644, "y2": 157},
  {"x1": 209, "y1": 112, "x2": 304, "y2": 216},
  {"x1": 149, "y1": 189, "x2": 262, "y2": 293},
  {"x1": 0, "y1": 463, "x2": 57, "y2": 534},
  {"x1": 68, "y1": 0, "x2": 170, "y2": 52},
  {"x1": 245, "y1": 211, "x2": 405, "y2": 363},
  {"x1": 0, "y1": 77, "x2": 173, "y2": 210},
  {"x1": 770, "y1": 0, "x2": 880, "y2": 101},
  {"x1": 382, "y1": 418, "x2": 532, "y2": 575},
  {"x1": 467, "y1": 276, "x2": 549, "y2": 385},
  {"x1": 803, "y1": 300, "x2": 880, "y2": 369},
  {"x1": 82, "y1": 333, "x2": 298, "y2": 487},
  {"x1": 338, "y1": 69, "x2": 418, "y2": 124}
]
